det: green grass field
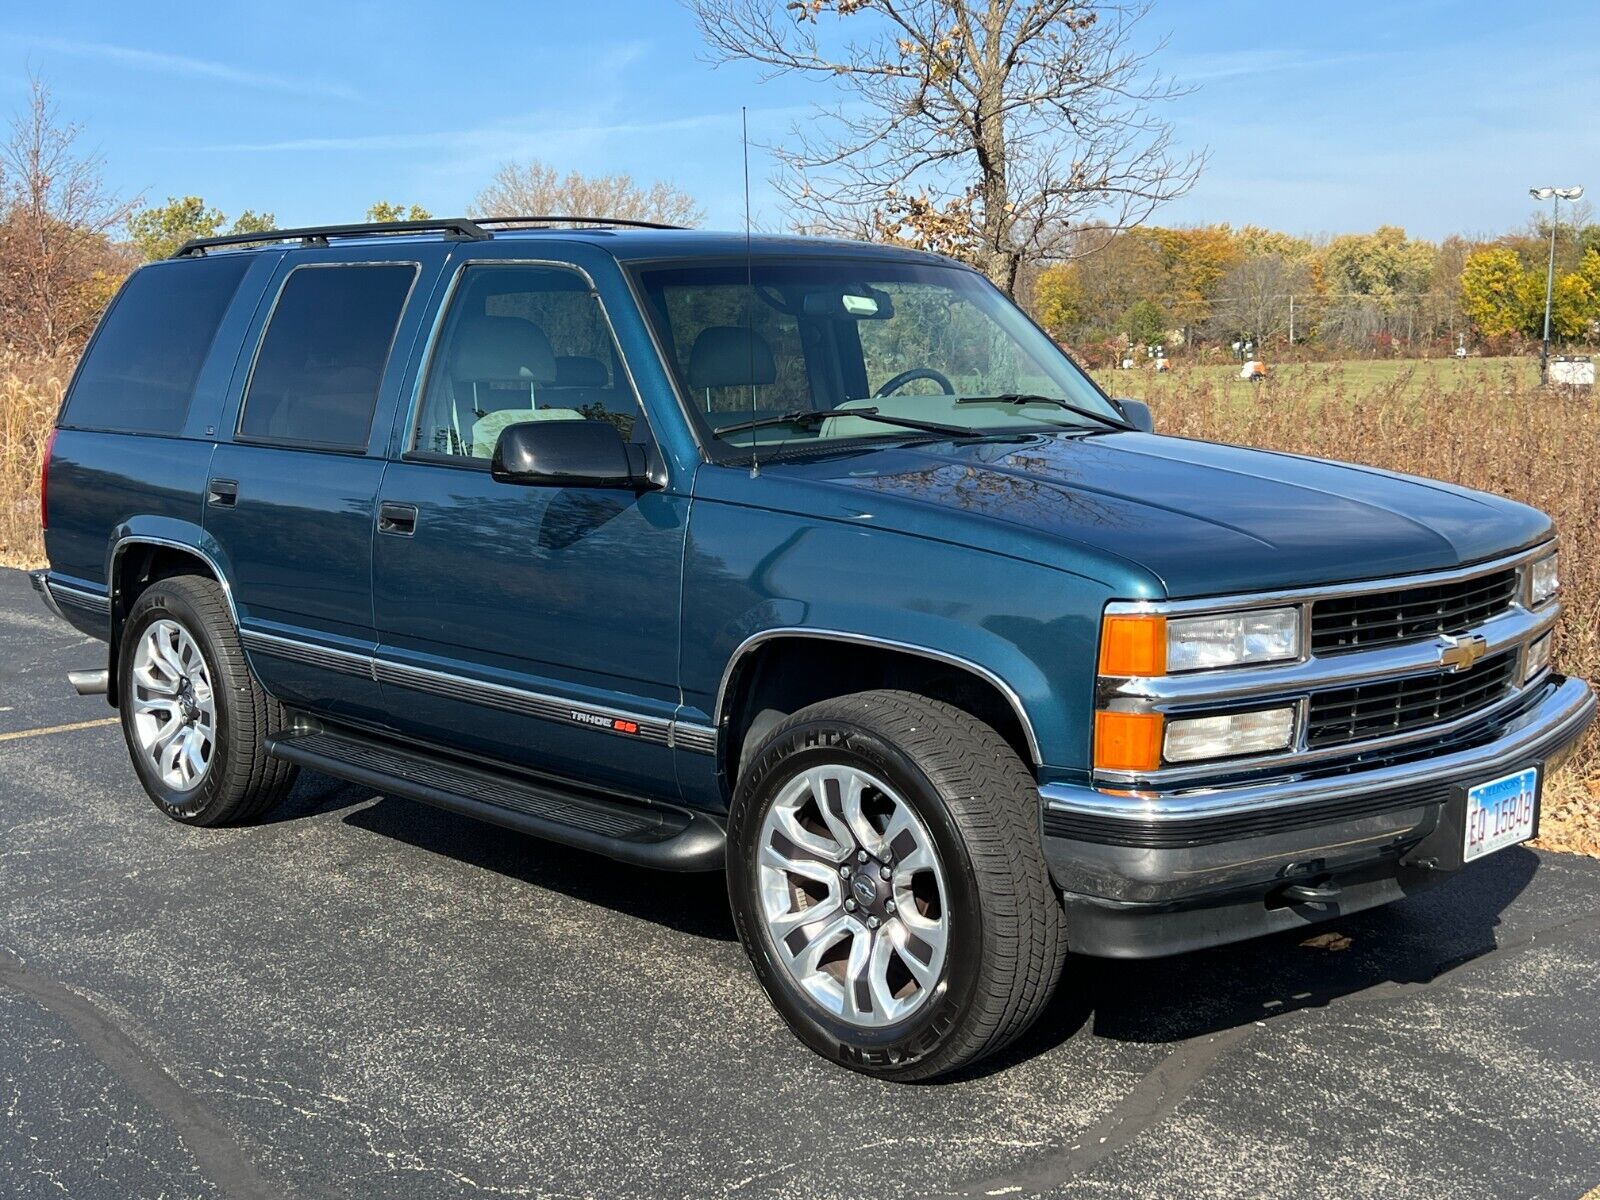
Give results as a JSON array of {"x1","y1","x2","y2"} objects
[{"x1": 1091, "y1": 355, "x2": 1543, "y2": 403}]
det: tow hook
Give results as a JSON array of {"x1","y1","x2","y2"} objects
[
  {"x1": 1277, "y1": 880, "x2": 1342, "y2": 907},
  {"x1": 67, "y1": 669, "x2": 109, "y2": 696}
]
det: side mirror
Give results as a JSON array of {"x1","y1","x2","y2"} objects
[
  {"x1": 1113, "y1": 397, "x2": 1154, "y2": 433},
  {"x1": 491, "y1": 419, "x2": 657, "y2": 490}
]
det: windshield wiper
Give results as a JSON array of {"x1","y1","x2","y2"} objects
[
  {"x1": 955, "y1": 393, "x2": 1132, "y2": 431},
  {"x1": 716, "y1": 406, "x2": 977, "y2": 438}
]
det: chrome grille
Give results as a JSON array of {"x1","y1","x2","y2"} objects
[
  {"x1": 1310, "y1": 567, "x2": 1519, "y2": 654},
  {"x1": 1305, "y1": 652, "x2": 1518, "y2": 749}
]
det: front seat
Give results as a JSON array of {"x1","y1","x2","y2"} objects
[
  {"x1": 445, "y1": 315, "x2": 563, "y2": 455},
  {"x1": 686, "y1": 326, "x2": 777, "y2": 412}
]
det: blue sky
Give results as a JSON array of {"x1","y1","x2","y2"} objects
[{"x1": 2, "y1": 1, "x2": 1596, "y2": 240}]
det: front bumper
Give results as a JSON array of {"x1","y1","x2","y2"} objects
[{"x1": 1040, "y1": 674, "x2": 1595, "y2": 957}]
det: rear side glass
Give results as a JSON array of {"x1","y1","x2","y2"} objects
[
  {"x1": 238, "y1": 264, "x2": 416, "y2": 451},
  {"x1": 62, "y1": 255, "x2": 251, "y2": 435}
]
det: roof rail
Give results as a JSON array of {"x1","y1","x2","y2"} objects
[
  {"x1": 471, "y1": 214, "x2": 688, "y2": 231},
  {"x1": 170, "y1": 217, "x2": 492, "y2": 259}
]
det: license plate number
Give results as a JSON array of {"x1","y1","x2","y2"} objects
[{"x1": 1464, "y1": 767, "x2": 1539, "y2": 862}]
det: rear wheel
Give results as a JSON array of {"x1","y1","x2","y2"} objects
[
  {"x1": 728, "y1": 690, "x2": 1067, "y2": 1080},
  {"x1": 118, "y1": 575, "x2": 296, "y2": 825}
]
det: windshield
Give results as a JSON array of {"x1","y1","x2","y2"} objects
[{"x1": 632, "y1": 258, "x2": 1122, "y2": 456}]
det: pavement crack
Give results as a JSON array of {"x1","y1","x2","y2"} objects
[{"x1": 0, "y1": 946, "x2": 292, "y2": 1200}]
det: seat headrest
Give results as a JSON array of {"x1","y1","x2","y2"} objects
[
  {"x1": 450, "y1": 316, "x2": 557, "y2": 385},
  {"x1": 687, "y1": 326, "x2": 776, "y2": 391},
  {"x1": 553, "y1": 355, "x2": 609, "y2": 388}
]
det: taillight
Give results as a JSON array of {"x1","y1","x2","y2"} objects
[{"x1": 40, "y1": 428, "x2": 57, "y2": 531}]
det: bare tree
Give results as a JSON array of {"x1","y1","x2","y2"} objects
[
  {"x1": 689, "y1": 0, "x2": 1202, "y2": 294},
  {"x1": 473, "y1": 161, "x2": 704, "y2": 226},
  {"x1": 1205, "y1": 254, "x2": 1313, "y2": 347},
  {"x1": 0, "y1": 77, "x2": 139, "y2": 352}
]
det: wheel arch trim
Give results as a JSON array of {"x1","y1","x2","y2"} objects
[
  {"x1": 713, "y1": 628, "x2": 1043, "y2": 766},
  {"x1": 107, "y1": 533, "x2": 241, "y2": 628}
]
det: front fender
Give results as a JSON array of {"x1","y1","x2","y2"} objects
[{"x1": 680, "y1": 500, "x2": 1121, "y2": 773}]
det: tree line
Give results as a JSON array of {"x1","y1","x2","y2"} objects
[{"x1": 1028, "y1": 218, "x2": 1600, "y2": 364}]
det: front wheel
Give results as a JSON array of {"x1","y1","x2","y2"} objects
[{"x1": 728, "y1": 690, "x2": 1067, "y2": 1080}]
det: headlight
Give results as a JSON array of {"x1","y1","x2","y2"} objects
[
  {"x1": 1166, "y1": 607, "x2": 1300, "y2": 672},
  {"x1": 1163, "y1": 706, "x2": 1298, "y2": 763},
  {"x1": 1524, "y1": 632, "x2": 1552, "y2": 682},
  {"x1": 1099, "y1": 606, "x2": 1301, "y2": 676},
  {"x1": 1529, "y1": 552, "x2": 1559, "y2": 607}
]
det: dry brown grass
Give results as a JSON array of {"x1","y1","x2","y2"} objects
[
  {"x1": 0, "y1": 350, "x2": 68, "y2": 568},
  {"x1": 0, "y1": 353, "x2": 1596, "y2": 851},
  {"x1": 1123, "y1": 361, "x2": 1600, "y2": 855}
]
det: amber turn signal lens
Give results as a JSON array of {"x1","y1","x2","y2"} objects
[
  {"x1": 1094, "y1": 710, "x2": 1165, "y2": 773},
  {"x1": 1098, "y1": 614, "x2": 1166, "y2": 677}
]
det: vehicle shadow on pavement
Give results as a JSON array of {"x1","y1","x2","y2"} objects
[
  {"x1": 253, "y1": 770, "x2": 381, "y2": 825},
  {"x1": 316, "y1": 771, "x2": 1540, "y2": 1079},
  {"x1": 341, "y1": 791, "x2": 738, "y2": 941},
  {"x1": 958, "y1": 847, "x2": 1541, "y2": 1080}
]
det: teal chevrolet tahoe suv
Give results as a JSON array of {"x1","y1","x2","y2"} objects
[{"x1": 30, "y1": 216, "x2": 1593, "y2": 1080}]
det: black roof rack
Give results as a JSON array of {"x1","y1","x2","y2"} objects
[
  {"x1": 170, "y1": 217, "x2": 492, "y2": 259},
  {"x1": 472, "y1": 214, "x2": 688, "y2": 231}
]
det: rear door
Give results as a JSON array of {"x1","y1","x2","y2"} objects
[
  {"x1": 370, "y1": 250, "x2": 689, "y2": 799},
  {"x1": 206, "y1": 247, "x2": 445, "y2": 725}
]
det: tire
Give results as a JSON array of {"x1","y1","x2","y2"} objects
[
  {"x1": 727, "y1": 689, "x2": 1067, "y2": 1081},
  {"x1": 117, "y1": 574, "x2": 296, "y2": 826}
]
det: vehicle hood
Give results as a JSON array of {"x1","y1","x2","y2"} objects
[{"x1": 714, "y1": 431, "x2": 1553, "y2": 598}]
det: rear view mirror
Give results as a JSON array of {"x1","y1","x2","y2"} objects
[
  {"x1": 491, "y1": 420, "x2": 657, "y2": 490},
  {"x1": 801, "y1": 285, "x2": 895, "y2": 320}
]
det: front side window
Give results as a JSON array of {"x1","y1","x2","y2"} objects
[
  {"x1": 63, "y1": 255, "x2": 251, "y2": 435},
  {"x1": 413, "y1": 264, "x2": 641, "y2": 461},
  {"x1": 633, "y1": 258, "x2": 1121, "y2": 457},
  {"x1": 238, "y1": 263, "x2": 416, "y2": 451}
]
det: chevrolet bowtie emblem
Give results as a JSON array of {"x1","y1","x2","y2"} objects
[{"x1": 1437, "y1": 633, "x2": 1489, "y2": 672}]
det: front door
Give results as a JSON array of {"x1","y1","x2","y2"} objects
[{"x1": 371, "y1": 260, "x2": 687, "y2": 799}]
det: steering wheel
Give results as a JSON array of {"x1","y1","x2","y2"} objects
[{"x1": 874, "y1": 367, "x2": 955, "y2": 398}]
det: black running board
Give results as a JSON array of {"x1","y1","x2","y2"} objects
[{"x1": 266, "y1": 726, "x2": 724, "y2": 871}]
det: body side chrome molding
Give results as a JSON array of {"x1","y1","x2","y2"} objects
[
  {"x1": 241, "y1": 629, "x2": 374, "y2": 678},
  {"x1": 241, "y1": 630, "x2": 715, "y2": 753},
  {"x1": 713, "y1": 627, "x2": 1042, "y2": 765},
  {"x1": 32, "y1": 572, "x2": 112, "y2": 619}
]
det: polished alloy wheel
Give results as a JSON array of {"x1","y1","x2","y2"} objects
[
  {"x1": 757, "y1": 764, "x2": 949, "y2": 1028},
  {"x1": 129, "y1": 619, "x2": 216, "y2": 792}
]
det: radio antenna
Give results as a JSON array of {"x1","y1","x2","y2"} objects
[{"x1": 743, "y1": 105, "x2": 759, "y2": 478}]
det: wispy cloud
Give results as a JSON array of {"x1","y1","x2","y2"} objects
[
  {"x1": 189, "y1": 107, "x2": 802, "y2": 157},
  {"x1": 1176, "y1": 48, "x2": 1391, "y2": 83},
  {"x1": 595, "y1": 39, "x2": 652, "y2": 74},
  {"x1": 22, "y1": 36, "x2": 360, "y2": 102}
]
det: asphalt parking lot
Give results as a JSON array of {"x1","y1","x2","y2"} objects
[{"x1": 2, "y1": 566, "x2": 1599, "y2": 1200}]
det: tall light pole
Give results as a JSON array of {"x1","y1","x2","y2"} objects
[{"x1": 1529, "y1": 185, "x2": 1584, "y2": 384}]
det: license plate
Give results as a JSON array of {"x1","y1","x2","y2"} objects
[{"x1": 1463, "y1": 767, "x2": 1539, "y2": 862}]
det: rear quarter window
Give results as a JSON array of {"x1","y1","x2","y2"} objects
[{"x1": 61, "y1": 255, "x2": 252, "y2": 435}]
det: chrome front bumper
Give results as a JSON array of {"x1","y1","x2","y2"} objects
[{"x1": 1041, "y1": 675, "x2": 1594, "y2": 954}]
